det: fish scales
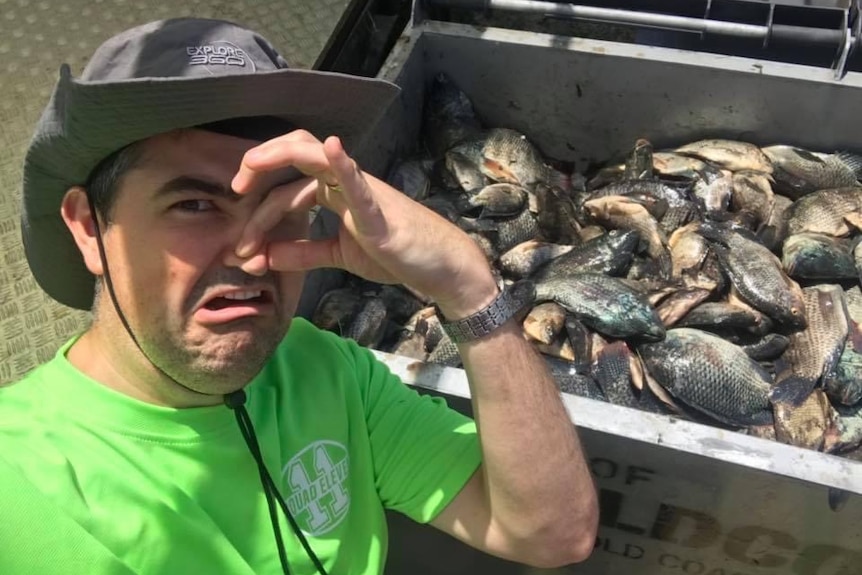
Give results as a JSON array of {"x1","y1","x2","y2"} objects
[{"x1": 638, "y1": 328, "x2": 773, "y2": 427}]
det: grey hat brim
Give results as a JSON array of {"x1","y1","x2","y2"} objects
[{"x1": 22, "y1": 64, "x2": 400, "y2": 310}]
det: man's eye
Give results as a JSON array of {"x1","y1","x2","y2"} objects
[{"x1": 173, "y1": 199, "x2": 216, "y2": 212}]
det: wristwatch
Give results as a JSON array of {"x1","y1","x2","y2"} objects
[{"x1": 436, "y1": 280, "x2": 535, "y2": 344}]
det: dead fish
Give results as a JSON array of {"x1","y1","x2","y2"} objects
[
  {"x1": 565, "y1": 316, "x2": 592, "y2": 374},
  {"x1": 445, "y1": 142, "x2": 487, "y2": 192},
  {"x1": 772, "y1": 285, "x2": 848, "y2": 402},
  {"x1": 824, "y1": 402, "x2": 862, "y2": 455},
  {"x1": 762, "y1": 145, "x2": 860, "y2": 199},
  {"x1": 481, "y1": 128, "x2": 563, "y2": 188},
  {"x1": 456, "y1": 183, "x2": 528, "y2": 217},
  {"x1": 675, "y1": 139, "x2": 773, "y2": 174},
  {"x1": 578, "y1": 225, "x2": 606, "y2": 243},
  {"x1": 533, "y1": 183, "x2": 582, "y2": 244},
  {"x1": 669, "y1": 222, "x2": 709, "y2": 277},
  {"x1": 499, "y1": 240, "x2": 575, "y2": 279},
  {"x1": 698, "y1": 222, "x2": 806, "y2": 330},
  {"x1": 427, "y1": 332, "x2": 461, "y2": 367},
  {"x1": 533, "y1": 229, "x2": 639, "y2": 280},
  {"x1": 388, "y1": 159, "x2": 433, "y2": 201},
  {"x1": 758, "y1": 194, "x2": 793, "y2": 251},
  {"x1": 771, "y1": 387, "x2": 835, "y2": 451},
  {"x1": 544, "y1": 357, "x2": 606, "y2": 401},
  {"x1": 660, "y1": 201, "x2": 701, "y2": 236},
  {"x1": 490, "y1": 209, "x2": 540, "y2": 253},
  {"x1": 589, "y1": 179, "x2": 690, "y2": 209},
  {"x1": 423, "y1": 73, "x2": 484, "y2": 158},
  {"x1": 312, "y1": 288, "x2": 364, "y2": 333},
  {"x1": 584, "y1": 195, "x2": 672, "y2": 278},
  {"x1": 592, "y1": 341, "x2": 641, "y2": 408},
  {"x1": 656, "y1": 288, "x2": 712, "y2": 327},
  {"x1": 638, "y1": 328, "x2": 774, "y2": 427},
  {"x1": 731, "y1": 170, "x2": 774, "y2": 229},
  {"x1": 693, "y1": 172, "x2": 734, "y2": 218},
  {"x1": 623, "y1": 138, "x2": 655, "y2": 180},
  {"x1": 342, "y1": 297, "x2": 388, "y2": 347},
  {"x1": 535, "y1": 273, "x2": 665, "y2": 341},
  {"x1": 823, "y1": 286, "x2": 862, "y2": 406},
  {"x1": 378, "y1": 285, "x2": 425, "y2": 326},
  {"x1": 739, "y1": 333, "x2": 791, "y2": 361},
  {"x1": 781, "y1": 233, "x2": 857, "y2": 280},
  {"x1": 388, "y1": 329, "x2": 428, "y2": 361},
  {"x1": 677, "y1": 301, "x2": 764, "y2": 332},
  {"x1": 523, "y1": 302, "x2": 567, "y2": 345},
  {"x1": 535, "y1": 337, "x2": 576, "y2": 362},
  {"x1": 652, "y1": 152, "x2": 725, "y2": 181},
  {"x1": 786, "y1": 187, "x2": 862, "y2": 237}
]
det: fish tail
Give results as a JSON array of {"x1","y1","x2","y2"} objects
[{"x1": 836, "y1": 151, "x2": 862, "y2": 180}]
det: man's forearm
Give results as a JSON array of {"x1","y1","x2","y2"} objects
[{"x1": 457, "y1": 317, "x2": 599, "y2": 564}]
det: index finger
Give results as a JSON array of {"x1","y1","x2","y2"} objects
[{"x1": 232, "y1": 130, "x2": 331, "y2": 194}]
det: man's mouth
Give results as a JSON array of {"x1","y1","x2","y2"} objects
[{"x1": 195, "y1": 289, "x2": 275, "y2": 325}]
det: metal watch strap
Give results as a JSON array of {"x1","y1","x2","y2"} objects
[{"x1": 437, "y1": 281, "x2": 532, "y2": 344}]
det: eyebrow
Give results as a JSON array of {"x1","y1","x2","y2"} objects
[{"x1": 154, "y1": 176, "x2": 241, "y2": 201}]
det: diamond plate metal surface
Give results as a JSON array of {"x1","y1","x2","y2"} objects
[{"x1": 0, "y1": 0, "x2": 354, "y2": 384}]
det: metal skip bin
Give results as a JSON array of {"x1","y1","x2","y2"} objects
[{"x1": 326, "y1": 8, "x2": 862, "y2": 575}]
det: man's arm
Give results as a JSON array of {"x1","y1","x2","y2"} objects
[
  {"x1": 231, "y1": 132, "x2": 599, "y2": 567},
  {"x1": 428, "y1": 304, "x2": 598, "y2": 568}
]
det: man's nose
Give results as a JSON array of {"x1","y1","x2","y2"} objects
[{"x1": 222, "y1": 217, "x2": 269, "y2": 276}]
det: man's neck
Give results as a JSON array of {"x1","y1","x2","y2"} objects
[{"x1": 66, "y1": 324, "x2": 220, "y2": 408}]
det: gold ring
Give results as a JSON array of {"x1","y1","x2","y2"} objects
[{"x1": 325, "y1": 181, "x2": 343, "y2": 193}]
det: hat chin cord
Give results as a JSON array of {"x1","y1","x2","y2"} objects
[{"x1": 86, "y1": 195, "x2": 328, "y2": 575}]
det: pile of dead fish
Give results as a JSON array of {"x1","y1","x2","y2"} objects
[{"x1": 310, "y1": 73, "x2": 862, "y2": 462}]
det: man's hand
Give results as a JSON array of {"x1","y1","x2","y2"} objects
[{"x1": 231, "y1": 130, "x2": 498, "y2": 319}]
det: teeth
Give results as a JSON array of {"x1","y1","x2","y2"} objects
[{"x1": 223, "y1": 290, "x2": 262, "y2": 301}]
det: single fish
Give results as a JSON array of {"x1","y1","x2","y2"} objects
[
  {"x1": 693, "y1": 172, "x2": 734, "y2": 219},
  {"x1": 523, "y1": 302, "x2": 567, "y2": 345},
  {"x1": 456, "y1": 183, "x2": 528, "y2": 217},
  {"x1": 342, "y1": 297, "x2": 388, "y2": 348},
  {"x1": 762, "y1": 145, "x2": 860, "y2": 199},
  {"x1": 771, "y1": 387, "x2": 835, "y2": 451},
  {"x1": 387, "y1": 329, "x2": 428, "y2": 361},
  {"x1": 312, "y1": 288, "x2": 364, "y2": 333},
  {"x1": 669, "y1": 222, "x2": 709, "y2": 277},
  {"x1": 623, "y1": 138, "x2": 655, "y2": 180},
  {"x1": 698, "y1": 222, "x2": 806, "y2": 330},
  {"x1": 545, "y1": 357, "x2": 606, "y2": 401},
  {"x1": 591, "y1": 341, "x2": 640, "y2": 408},
  {"x1": 584, "y1": 195, "x2": 672, "y2": 279},
  {"x1": 565, "y1": 316, "x2": 592, "y2": 374},
  {"x1": 533, "y1": 183, "x2": 582, "y2": 245},
  {"x1": 387, "y1": 158, "x2": 433, "y2": 201},
  {"x1": 481, "y1": 128, "x2": 564, "y2": 188},
  {"x1": 758, "y1": 194, "x2": 793, "y2": 252},
  {"x1": 499, "y1": 240, "x2": 575, "y2": 279},
  {"x1": 427, "y1": 332, "x2": 461, "y2": 367},
  {"x1": 652, "y1": 152, "x2": 725, "y2": 181},
  {"x1": 589, "y1": 179, "x2": 690, "y2": 209},
  {"x1": 638, "y1": 328, "x2": 774, "y2": 427},
  {"x1": 823, "y1": 286, "x2": 862, "y2": 406},
  {"x1": 772, "y1": 285, "x2": 849, "y2": 402},
  {"x1": 532, "y1": 229, "x2": 639, "y2": 280},
  {"x1": 677, "y1": 301, "x2": 765, "y2": 332},
  {"x1": 445, "y1": 142, "x2": 487, "y2": 192},
  {"x1": 489, "y1": 209, "x2": 540, "y2": 253},
  {"x1": 675, "y1": 139, "x2": 773, "y2": 174},
  {"x1": 786, "y1": 187, "x2": 862, "y2": 237},
  {"x1": 535, "y1": 337, "x2": 576, "y2": 362},
  {"x1": 739, "y1": 333, "x2": 791, "y2": 362},
  {"x1": 535, "y1": 273, "x2": 665, "y2": 341},
  {"x1": 731, "y1": 170, "x2": 774, "y2": 229},
  {"x1": 656, "y1": 288, "x2": 712, "y2": 327},
  {"x1": 423, "y1": 73, "x2": 484, "y2": 158},
  {"x1": 781, "y1": 233, "x2": 857, "y2": 280}
]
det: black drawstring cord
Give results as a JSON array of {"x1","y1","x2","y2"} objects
[
  {"x1": 86, "y1": 195, "x2": 328, "y2": 575},
  {"x1": 225, "y1": 390, "x2": 330, "y2": 575},
  {"x1": 225, "y1": 391, "x2": 292, "y2": 575}
]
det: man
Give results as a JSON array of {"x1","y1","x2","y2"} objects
[{"x1": 0, "y1": 17, "x2": 598, "y2": 574}]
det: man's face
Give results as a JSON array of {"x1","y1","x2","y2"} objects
[{"x1": 98, "y1": 129, "x2": 308, "y2": 394}]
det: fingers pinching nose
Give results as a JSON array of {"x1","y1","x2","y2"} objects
[{"x1": 225, "y1": 248, "x2": 269, "y2": 276}]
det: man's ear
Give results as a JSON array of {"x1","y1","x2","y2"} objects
[{"x1": 60, "y1": 187, "x2": 104, "y2": 276}]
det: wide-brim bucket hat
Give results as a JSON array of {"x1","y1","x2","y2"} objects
[{"x1": 21, "y1": 17, "x2": 400, "y2": 310}]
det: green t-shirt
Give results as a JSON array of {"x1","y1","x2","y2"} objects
[{"x1": 0, "y1": 318, "x2": 481, "y2": 574}]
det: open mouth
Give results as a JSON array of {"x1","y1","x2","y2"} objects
[{"x1": 202, "y1": 290, "x2": 273, "y2": 311}]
